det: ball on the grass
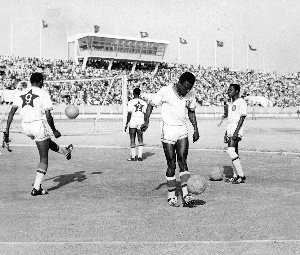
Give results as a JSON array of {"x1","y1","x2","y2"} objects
[
  {"x1": 187, "y1": 175, "x2": 207, "y2": 195},
  {"x1": 209, "y1": 167, "x2": 223, "y2": 181},
  {"x1": 65, "y1": 105, "x2": 79, "y2": 119}
]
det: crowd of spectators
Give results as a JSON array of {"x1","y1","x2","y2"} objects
[{"x1": 1, "y1": 55, "x2": 300, "y2": 107}]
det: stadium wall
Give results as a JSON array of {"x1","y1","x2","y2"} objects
[
  {"x1": 1, "y1": 105, "x2": 299, "y2": 120},
  {"x1": 49, "y1": 105, "x2": 300, "y2": 119}
]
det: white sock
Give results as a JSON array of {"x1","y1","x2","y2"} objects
[
  {"x1": 131, "y1": 147, "x2": 136, "y2": 158},
  {"x1": 182, "y1": 186, "x2": 188, "y2": 197},
  {"x1": 138, "y1": 146, "x2": 143, "y2": 158},
  {"x1": 33, "y1": 172, "x2": 44, "y2": 190},
  {"x1": 233, "y1": 158, "x2": 244, "y2": 177},
  {"x1": 166, "y1": 176, "x2": 176, "y2": 199}
]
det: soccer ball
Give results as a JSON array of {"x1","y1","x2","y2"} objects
[
  {"x1": 187, "y1": 175, "x2": 207, "y2": 195},
  {"x1": 65, "y1": 105, "x2": 79, "y2": 119},
  {"x1": 209, "y1": 167, "x2": 223, "y2": 181}
]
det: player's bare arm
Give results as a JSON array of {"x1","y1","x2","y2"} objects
[
  {"x1": 232, "y1": 116, "x2": 246, "y2": 141},
  {"x1": 3, "y1": 106, "x2": 18, "y2": 152},
  {"x1": 141, "y1": 104, "x2": 153, "y2": 132},
  {"x1": 125, "y1": 112, "x2": 132, "y2": 132},
  {"x1": 45, "y1": 110, "x2": 61, "y2": 138},
  {"x1": 188, "y1": 109, "x2": 199, "y2": 143}
]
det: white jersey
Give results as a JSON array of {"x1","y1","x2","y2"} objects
[
  {"x1": 150, "y1": 84, "x2": 197, "y2": 126},
  {"x1": 12, "y1": 86, "x2": 53, "y2": 123},
  {"x1": 127, "y1": 98, "x2": 147, "y2": 119},
  {"x1": 227, "y1": 98, "x2": 247, "y2": 137}
]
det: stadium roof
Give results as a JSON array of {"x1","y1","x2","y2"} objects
[
  {"x1": 67, "y1": 33, "x2": 170, "y2": 65},
  {"x1": 67, "y1": 33, "x2": 170, "y2": 45}
]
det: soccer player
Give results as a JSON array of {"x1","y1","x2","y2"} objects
[
  {"x1": 141, "y1": 72, "x2": 199, "y2": 207},
  {"x1": 224, "y1": 84, "x2": 247, "y2": 184},
  {"x1": 4, "y1": 72, "x2": 73, "y2": 196},
  {"x1": 125, "y1": 87, "x2": 147, "y2": 161}
]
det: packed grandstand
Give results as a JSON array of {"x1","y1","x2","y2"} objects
[{"x1": 0, "y1": 55, "x2": 299, "y2": 107}]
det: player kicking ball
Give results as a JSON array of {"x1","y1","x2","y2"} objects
[
  {"x1": 224, "y1": 84, "x2": 247, "y2": 184},
  {"x1": 4, "y1": 72, "x2": 73, "y2": 196},
  {"x1": 125, "y1": 88, "x2": 147, "y2": 161},
  {"x1": 141, "y1": 72, "x2": 199, "y2": 207}
]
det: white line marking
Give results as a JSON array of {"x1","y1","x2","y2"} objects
[
  {"x1": 0, "y1": 240, "x2": 300, "y2": 245},
  {"x1": 9, "y1": 144, "x2": 299, "y2": 155}
]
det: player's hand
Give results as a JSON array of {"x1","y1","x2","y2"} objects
[
  {"x1": 224, "y1": 132, "x2": 229, "y2": 143},
  {"x1": 232, "y1": 134, "x2": 238, "y2": 141},
  {"x1": 193, "y1": 129, "x2": 199, "y2": 143},
  {"x1": 53, "y1": 130, "x2": 61, "y2": 139},
  {"x1": 124, "y1": 124, "x2": 128, "y2": 132},
  {"x1": 2, "y1": 132, "x2": 12, "y2": 152},
  {"x1": 140, "y1": 122, "x2": 149, "y2": 132}
]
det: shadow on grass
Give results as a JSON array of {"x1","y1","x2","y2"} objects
[
  {"x1": 183, "y1": 199, "x2": 206, "y2": 208},
  {"x1": 153, "y1": 181, "x2": 207, "y2": 206},
  {"x1": 44, "y1": 171, "x2": 102, "y2": 191},
  {"x1": 223, "y1": 165, "x2": 233, "y2": 178},
  {"x1": 142, "y1": 151, "x2": 155, "y2": 160}
]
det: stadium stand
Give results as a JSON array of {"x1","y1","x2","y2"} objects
[{"x1": 1, "y1": 55, "x2": 300, "y2": 107}]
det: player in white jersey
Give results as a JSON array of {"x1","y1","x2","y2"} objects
[
  {"x1": 141, "y1": 72, "x2": 199, "y2": 207},
  {"x1": 3, "y1": 73, "x2": 73, "y2": 196},
  {"x1": 125, "y1": 88, "x2": 147, "y2": 161},
  {"x1": 224, "y1": 84, "x2": 247, "y2": 184}
]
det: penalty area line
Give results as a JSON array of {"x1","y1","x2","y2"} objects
[
  {"x1": 9, "y1": 144, "x2": 300, "y2": 155},
  {"x1": 1, "y1": 239, "x2": 300, "y2": 245}
]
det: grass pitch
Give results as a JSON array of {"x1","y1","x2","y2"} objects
[{"x1": 1, "y1": 118, "x2": 300, "y2": 254}]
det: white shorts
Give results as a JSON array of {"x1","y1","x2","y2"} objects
[
  {"x1": 226, "y1": 123, "x2": 244, "y2": 138},
  {"x1": 160, "y1": 122, "x2": 188, "y2": 144},
  {"x1": 129, "y1": 117, "x2": 144, "y2": 129},
  {"x1": 21, "y1": 120, "x2": 50, "y2": 142}
]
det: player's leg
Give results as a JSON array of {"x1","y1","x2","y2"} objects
[
  {"x1": 162, "y1": 142, "x2": 179, "y2": 207},
  {"x1": 227, "y1": 138, "x2": 246, "y2": 184},
  {"x1": 128, "y1": 128, "x2": 137, "y2": 161},
  {"x1": 176, "y1": 137, "x2": 195, "y2": 206},
  {"x1": 137, "y1": 128, "x2": 144, "y2": 161},
  {"x1": 32, "y1": 139, "x2": 50, "y2": 196},
  {"x1": 49, "y1": 139, "x2": 73, "y2": 160}
]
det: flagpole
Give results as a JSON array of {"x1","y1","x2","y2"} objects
[
  {"x1": 246, "y1": 43, "x2": 249, "y2": 70},
  {"x1": 214, "y1": 38, "x2": 217, "y2": 68},
  {"x1": 178, "y1": 40, "x2": 181, "y2": 64},
  {"x1": 263, "y1": 43, "x2": 266, "y2": 72},
  {"x1": 10, "y1": 16, "x2": 13, "y2": 56},
  {"x1": 66, "y1": 22, "x2": 69, "y2": 59},
  {"x1": 39, "y1": 23, "x2": 42, "y2": 59},
  {"x1": 231, "y1": 41, "x2": 234, "y2": 69},
  {"x1": 197, "y1": 37, "x2": 199, "y2": 67}
]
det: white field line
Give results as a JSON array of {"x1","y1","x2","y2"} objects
[
  {"x1": 0, "y1": 239, "x2": 300, "y2": 245},
  {"x1": 7, "y1": 144, "x2": 300, "y2": 155}
]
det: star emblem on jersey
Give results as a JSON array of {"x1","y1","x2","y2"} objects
[
  {"x1": 134, "y1": 101, "x2": 144, "y2": 112},
  {"x1": 20, "y1": 89, "x2": 39, "y2": 108}
]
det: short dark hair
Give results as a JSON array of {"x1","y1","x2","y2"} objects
[
  {"x1": 133, "y1": 87, "x2": 141, "y2": 96},
  {"x1": 179, "y1": 72, "x2": 195, "y2": 85},
  {"x1": 230, "y1": 83, "x2": 240, "y2": 93},
  {"x1": 30, "y1": 73, "x2": 44, "y2": 84}
]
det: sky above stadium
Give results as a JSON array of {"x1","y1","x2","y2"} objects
[{"x1": 0, "y1": 0, "x2": 300, "y2": 75}]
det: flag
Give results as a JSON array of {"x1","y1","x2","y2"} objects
[
  {"x1": 140, "y1": 31, "x2": 149, "y2": 38},
  {"x1": 94, "y1": 25, "x2": 100, "y2": 33},
  {"x1": 179, "y1": 37, "x2": 187, "y2": 44},
  {"x1": 216, "y1": 40, "x2": 224, "y2": 47},
  {"x1": 249, "y1": 45, "x2": 257, "y2": 51},
  {"x1": 42, "y1": 20, "x2": 48, "y2": 28}
]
